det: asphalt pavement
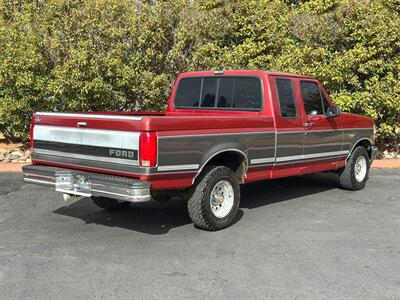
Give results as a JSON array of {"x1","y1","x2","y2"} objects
[{"x1": 0, "y1": 170, "x2": 399, "y2": 299}]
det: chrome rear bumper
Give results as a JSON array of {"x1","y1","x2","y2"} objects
[{"x1": 22, "y1": 165, "x2": 151, "y2": 202}]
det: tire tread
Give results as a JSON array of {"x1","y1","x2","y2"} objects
[
  {"x1": 187, "y1": 166, "x2": 239, "y2": 231},
  {"x1": 338, "y1": 146, "x2": 370, "y2": 190}
]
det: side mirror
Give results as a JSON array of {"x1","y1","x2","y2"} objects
[
  {"x1": 326, "y1": 105, "x2": 341, "y2": 118},
  {"x1": 308, "y1": 110, "x2": 318, "y2": 116}
]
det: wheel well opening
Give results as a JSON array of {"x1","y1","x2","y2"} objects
[
  {"x1": 353, "y1": 139, "x2": 372, "y2": 159},
  {"x1": 201, "y1": 151, "x2": 247, "y2": 182}
]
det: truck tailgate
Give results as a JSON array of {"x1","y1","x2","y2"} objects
[{"x1": 32, "y1": 112, "x2": 144, "y2": 174}]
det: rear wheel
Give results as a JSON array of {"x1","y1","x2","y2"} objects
[
  {"x1": 338, "y1": 146, "x2": 370, "y2": 190},
  {"x1": 91, "y1": 196, "x2": 130, "y2": 211},
  {"x1": 187, "y1": 166, "x2": 240, "y2": 231}
]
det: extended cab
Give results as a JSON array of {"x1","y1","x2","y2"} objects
[{"x1": 23, "y1": 70, "x2": 378, "y2": 230}]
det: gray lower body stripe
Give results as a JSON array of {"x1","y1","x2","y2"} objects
[
  {"x1": 250, "y1": 151, "x2": 348, "y2": 165},
  {"x1": 32, "y1": 153, "x2": 144, "y2": 175},
  {"x1": 34, "y1": 149, "x2": 139, "y2": 166},
  {"x1": 276, "y1": 150, "x2": 349, "y2": 163},
  {"x1": 157, "y1": 164, "x2": 199, "y2": 172}
]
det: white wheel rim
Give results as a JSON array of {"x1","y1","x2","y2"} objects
[
  {"x1": 354, "y1": 156, "x2": 367, "y2": 182},
  {"x1": 210, "y1": 180, "x2": 235, "y2": 218}
]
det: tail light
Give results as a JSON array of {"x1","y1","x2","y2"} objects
[
  {"x1": 139, "y1": 132, "x2": 157, "y2": 167},
  {"x1": 373, "y1": 124, "x2": 376, "y2": 141},
  {"x1": 29, "y1": 116, "x2": 35, "y2": 149}
]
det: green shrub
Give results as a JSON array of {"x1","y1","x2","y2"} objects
[
  {"x1": 0, "y1": 0, "x2": 183, "y2": 142},
  {"x1": 0, "y1": 0, "x2": 399, "y2": 147}
]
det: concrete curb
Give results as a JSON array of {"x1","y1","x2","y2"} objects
[
  {"x1": 371, "y1": 159, "x2": 400, "y2": 169},
  {"x1": 0, "y1": 163, "x2": 27, "y2": 172}
]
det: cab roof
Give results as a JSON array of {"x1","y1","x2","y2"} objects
[{"x1": 179, "y1": 70, "x2": 315, "y2": 80}]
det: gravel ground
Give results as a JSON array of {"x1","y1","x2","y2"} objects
[{"x1": 0, "y1": 170, "x2": 399, "y2": 299}]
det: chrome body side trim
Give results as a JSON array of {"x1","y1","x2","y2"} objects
[
  {"x1": 251, "y1": 157, "x2": 275, "y2": 164},
  {"x1": 276, "y1": 150, "x2": 349, "y2": 162},
  {"x1": 36, "y1": 112, "x2": 143, "y2": 120},
  {"x1": 274, "y1": 155, "x2": 347, "y2": 166},
  {"x1": 157, "y1": 164, "x2": 199, "y2": 172}
]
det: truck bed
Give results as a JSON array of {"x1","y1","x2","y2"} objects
[
  {"x1": 31, "y1": 112, "x2": 275, "y2": 186},
  {"x1": 33, "y1": 111, "x2": 274, "y2": 132}
]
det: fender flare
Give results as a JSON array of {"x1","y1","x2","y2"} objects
[
  {"x1": 192, "y1": 148, "x2": 248, "y2": 184},
  {"x1": 346, "y1": 137, "x2": 373, "y2": 160}
]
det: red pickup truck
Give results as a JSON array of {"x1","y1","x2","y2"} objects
[{"x1": 23, "y1": 70, "x2": 377, "y2": 230}]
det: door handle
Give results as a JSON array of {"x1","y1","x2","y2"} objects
[
  {"x1": 309, "y1": 116, "x2": 321, "y2": 122},
  {"x1": 304, "y1": 121, "x2": 313, "y2": 128}
]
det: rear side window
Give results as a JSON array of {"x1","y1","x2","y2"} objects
[
  {"x1": 275, "y1": 78, "x2": 297, "y2": 118},
  {"x1": 174, "y1": 77, "x2": 202, "y2": 107},
  {"x1": 174, "y1": 76, "x2": 262, "y2": 110},
  {"x1": 300, "y1": 81, "x2": 323, "y2": 115},
  {"x1": 232, "y1": 77, "x2": 262, "y2": 109}
]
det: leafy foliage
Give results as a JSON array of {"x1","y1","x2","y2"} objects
[{"x1": 0, "y1": 0, "x2": 399, "y2": 146}]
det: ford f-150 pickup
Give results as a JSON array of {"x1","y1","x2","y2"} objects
[{"x1": 23, "y1": 70, "x2": 378, "y2": 230}]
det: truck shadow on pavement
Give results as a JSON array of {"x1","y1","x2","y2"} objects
[
  {"x1": 53, "y1": 172, "x2": 340, "y2": 235},
  {"x1": 240, "y1": 172, "x2": 340, "y2": 209}
]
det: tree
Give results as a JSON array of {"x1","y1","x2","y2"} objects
[{"x1": 0, "y1": 0, "x2": 399, "y2": 146}]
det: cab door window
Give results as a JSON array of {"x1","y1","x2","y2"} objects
[
  {"x1": 275, "y1": 78, "x2": 297, "y2": 118},
  {"x1": 321, "y1": 92, "x2": 331, "y2": 114},
  {"x1": 300, "y1": 81, "x2": 324, "y2": 115}
]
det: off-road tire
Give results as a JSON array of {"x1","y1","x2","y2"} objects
[
  {"x1": 91, "y1": 196, "x2": 130, "y2": 211},
  {"x1": 338, "y1": 146, "x2": 370, "y2": 190},
  {"x1": 187, "y1": 166, "x2": 240, "y2": 231}
]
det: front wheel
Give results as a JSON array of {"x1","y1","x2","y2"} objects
[
  {"x1": 187, "y1": 166, "x2": 240, "y2": 231},
  {"x1": 338, "y1": 146, "x2": 370, "y2": 190}
]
